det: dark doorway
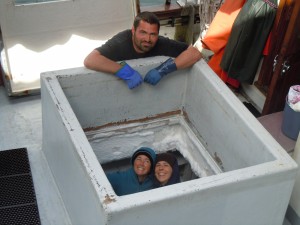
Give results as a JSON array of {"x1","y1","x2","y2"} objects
[{"x1": 256, "y1": 0, "x2": 300, "y2": 115}]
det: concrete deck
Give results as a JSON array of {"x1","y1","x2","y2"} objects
[{"x1": 0, "y1": 86, "x2": 71, "y2": 224}]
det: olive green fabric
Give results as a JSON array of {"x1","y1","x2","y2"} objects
[{"x1": 220, "y1": 0, "x2": 277, "y2": 84}]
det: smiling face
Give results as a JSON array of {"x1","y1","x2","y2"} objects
[
  {"x1": 155, "y1": 161, "x2": 173, "y2": 186},
  {"x1": 133, "y1": 154, "x2": 152, "y2": 182},
  {"x1": 131, "y1": 20, "x2": 159, "y2": 53}
]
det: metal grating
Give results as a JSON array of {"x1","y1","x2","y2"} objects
[
  {"x1": 0, "y1": 147, "x2": 30, "y2": 176},
  {"x1": 0, "y1": 148, "x2": 41, "y2": 225}
]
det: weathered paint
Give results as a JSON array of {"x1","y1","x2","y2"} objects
[{"x1": 41, "y1": 57, "x2": 297, "y2": 225}]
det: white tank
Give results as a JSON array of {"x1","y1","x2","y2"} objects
[{"x1": 41, "y1": 57, "x2": 297, "y2": 225}]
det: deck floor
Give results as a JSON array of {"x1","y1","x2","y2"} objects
[{"x1": 0, "y1": 86, "x2": 71, "y2": 224}]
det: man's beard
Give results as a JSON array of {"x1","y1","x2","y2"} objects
[{"x1": 133, "y1": 33, "x2": 154, "y2": 53}]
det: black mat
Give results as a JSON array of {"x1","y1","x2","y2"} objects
[
  {"x1": 0, "y1": 148, "x2": 41, "y2": 225},
  {"x1": 243, "y1": 102, "x2": 261, "y2": 118}
]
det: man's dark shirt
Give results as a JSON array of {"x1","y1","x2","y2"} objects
[{"x1": 96, "y1": 30, "x2": 188, "y2": 61}]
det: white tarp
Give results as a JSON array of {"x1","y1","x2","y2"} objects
[{"x1": 0, "y1": 0, "x2": 136, "y2": 95}]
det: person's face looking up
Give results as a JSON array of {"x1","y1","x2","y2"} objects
[
  {"x1": 133, "y1": 154, "x2": 152, "y2": 182},
  {"x1": 132, "y1": 20, "x2": 159, "y2": 53},
  {"x1": 155, "y1": 161, "x2": 173, "y2": 186}
]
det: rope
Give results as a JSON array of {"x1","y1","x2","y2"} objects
[{"x1": 262, "y1": 0, "x2": 278, "y2": 9}]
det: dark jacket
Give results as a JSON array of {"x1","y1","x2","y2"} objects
[
  {"x1": 106, "y1": 168, "x2": 154, "y2": 196},
  {"x1": 220, "y1": 0, "x2": 277, "y2": 84}
]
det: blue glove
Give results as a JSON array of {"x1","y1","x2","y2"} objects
[
  {"x1": 144, "y1": 58, "x2": 177, "y2": 85},
  {"x1": 115, "y1": 62, "x2": 143, "y2": 89}
]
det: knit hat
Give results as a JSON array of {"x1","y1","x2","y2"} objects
[
  {"x1": 155, "y1": 152, "x2": 176, "y2": 167},
  {"x1": 131, "y1": 147, "x2": 156, "y2": 170}
]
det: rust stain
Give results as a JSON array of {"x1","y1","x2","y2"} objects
[
  {"x1": 83, "y1": 110, "x2": 186, "y2": 132},
  {"x1": 182, "y1": 109, "x2": 191, "y2": 123},
  {"x1": 213, "y1": 152, "x2": 224, "y2": 171},
  {"x1": 103, "y1": 194, "x2": 116, "y2": 204},
  {"x1": 21, "y1": 90, "x2": 30, "y2": 95}
]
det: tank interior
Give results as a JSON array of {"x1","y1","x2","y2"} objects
[{"x1": 85, "y1": 114, "x2": 223, "y2": 183}]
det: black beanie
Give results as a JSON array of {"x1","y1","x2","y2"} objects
[{"x1": 155, "y1": 153, "x2": 176, "y2": 167}]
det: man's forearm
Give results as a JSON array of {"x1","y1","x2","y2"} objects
[
  {"x1": 144, "y1": 46, "x2": 202, "y2": 86},
  {"x1": 84, "y1": 50, "x2": 143, "y2": 89},
  {"x1": 174, "y1": 46, "x2": 202, "y2": 70},
  {"x1": 84, "y1": 50, "x2": 122, "y2": 74}
]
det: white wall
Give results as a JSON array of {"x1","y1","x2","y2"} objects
[{"x1": 0, "y1": 0, "x2": 136, "y2": 95}]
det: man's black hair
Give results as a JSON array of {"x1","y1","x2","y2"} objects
[{"x1": 133, "y1": 11, "x2": 160, "y2": 31}]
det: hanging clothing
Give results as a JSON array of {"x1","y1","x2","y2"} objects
[
  {"x1": 201, "y1": 0, "x2": 246, "y2": 88},
  {"x1": 220, "y1": 0, "x2": 278, "y2": 84},
  {"x1": 262, "y1": 32, "x2": 272, "y2": 56},
  {"x1": 207, "y1": 51, "x2": 241, "y2": 88}
]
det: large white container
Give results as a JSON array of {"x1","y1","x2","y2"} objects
[{"x1": 41, "y1": 57, "x2": 297, "y2": 225}]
